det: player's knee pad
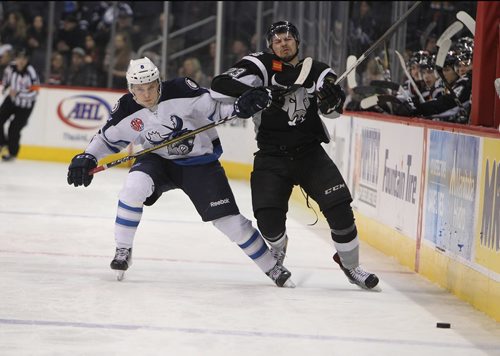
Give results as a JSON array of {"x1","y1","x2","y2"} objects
[
  {"x1": 254, "y1": 208, "x2": 286, "y2": 240},
  {"x1": 323, "y1": 202, "x2": 358, "y2": 243},
  {"x1": 212, "y1": 213, "x2": 255, "y2": 244},
  {"x1": 119, "y1": 171, "x2": 155, "y2": 205}
]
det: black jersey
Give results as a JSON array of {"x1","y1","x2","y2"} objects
[
  {"x1": 211, "y1": 52, "x2": 338, "y2": 150},
  {"x1": 416, "y1": 72, "x2": 472, "y2": 120}
]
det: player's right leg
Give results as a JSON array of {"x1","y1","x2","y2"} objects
[{"x1": 111, "y1": 170, "x2": 155, "y2": 280}]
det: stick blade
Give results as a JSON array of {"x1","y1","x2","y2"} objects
[
  {"x1": 436, "y1": 39, "x2": 452, "y2": 67},
  {"x1": 360, "y1": 95, "x2": 379, "y2": 109},
  {"x1": 436, "y1": 21, "x2": 464, "y2": 47},
  {"x1": 295, "y1": 57, "x2": 312, "y2": 85},
  {"x1": 456, "y1": 11, "x2": 475, "y2": 36},
  {"x1": 346, "y1": 55, "x2": 358, "y2": 89}
]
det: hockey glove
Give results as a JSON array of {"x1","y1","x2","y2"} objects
[
  {"x1": 67, "y1": 153, "x2": 98, "y2": 187},
  {"x1": 317, "y1": 76, "x2": 346, "y2": 115},
  {"x1": 234, "y1": 87, "x2": 271, "y2": 119},
  {"x1": 266, "y1": 85, "x2": 288, "y2": 109}
]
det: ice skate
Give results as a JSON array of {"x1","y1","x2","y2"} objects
[
  {"x1": 333, "y1": 252, "x2": 379, "y2": 290},
  {"x1": 270, "y1": 238, "x2": 288, "y2": 266},
  {"x1": 266, "y1": 263, "x2": 295, "y2": 288},
  {"x1": 110, "y1": 247, "x2": 132, "y2": 281}
]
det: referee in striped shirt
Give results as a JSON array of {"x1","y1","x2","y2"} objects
[{"x1": 0, "y1": 48, "x2": 39, "y2": 161}]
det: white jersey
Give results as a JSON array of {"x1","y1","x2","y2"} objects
[{"x1": 85, "y1": 77, "x2": 234, "y2": 165}]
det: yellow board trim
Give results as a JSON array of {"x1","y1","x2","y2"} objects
[{"x1": 18, "y1": 145, "x2": 253, "y2": 179}]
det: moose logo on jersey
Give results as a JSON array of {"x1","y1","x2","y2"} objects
[{"x1": 145, "y1": 115, "x2": 194, "y2": 156}]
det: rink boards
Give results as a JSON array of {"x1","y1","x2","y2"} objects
[{"x1": 13, "y1": 85, "x2": 500, "y2": 322}]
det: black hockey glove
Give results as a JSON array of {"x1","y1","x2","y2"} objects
[
  {"x1": 234, "y1": 87, "x2": 271, "y2": 119},
  {"x1": 317, "y1": 76, "x2": 346, "y2": 115},
  {"x1": 67, "y1": 153, "x2": 98, "y2": 187}
]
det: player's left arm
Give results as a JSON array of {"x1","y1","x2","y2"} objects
[{"x1": 316, "y1": 69, "x2": 346, "y2": 118}]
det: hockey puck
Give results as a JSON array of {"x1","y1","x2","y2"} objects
[{"x1": 436, "y1": 322, "x2": 451, "y2": 328}]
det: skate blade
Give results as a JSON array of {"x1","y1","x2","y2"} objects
[
  {"x1": 350, "y1": 280, "x2": 382, "y2": 292},
  {"x1": 283, "y1": 278, "x2": 296, "y2": 288},
  {"x1": 116, "y1": 270, "x2": 125, "y2": 281}
]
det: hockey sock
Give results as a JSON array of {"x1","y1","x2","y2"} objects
[
  {"x1": 212, "y1": 214, "x2": 276, "y2": 273},
  {"x1": 115, "y1": 200, "x2": 143, "y2": 248},
  {"x1": 333, "y1": 232, "x2": 360, "y2": 270},
  {"x1": 114, "y1": 171, "x2": 154, "y2": 248},
  {"x1": 324, "y1": 203, "x2": 360, "y2": 269},
  {"x1": 264, "y1": 231, "x2": 288, "y2": 249}
]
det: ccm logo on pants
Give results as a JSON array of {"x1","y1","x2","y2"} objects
[{"x1": 325, "y1": 184, "x2": 345, "y2": 195}]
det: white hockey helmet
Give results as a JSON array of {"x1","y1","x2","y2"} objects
[{"x1": 126, "y1": 57, "x2": 160, "y2": 92}]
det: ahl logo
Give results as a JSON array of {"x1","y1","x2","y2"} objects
[
  {"x1": 131, "y1": 118, "x2": 144, "y2": 131},
  {"x1": 57, "y1": 95, "x2": 112, "y2": 130}
]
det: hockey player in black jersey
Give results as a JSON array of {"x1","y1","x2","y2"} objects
[
  {"x1": 211, "y1": 21, "x2": 379, "y2": 290},
  {"x1": 414, "y1": 50, "x2": 472, "y2": 123},
  {"x1": 67, "y1": 57, "x2": 294, "y2": 287}
]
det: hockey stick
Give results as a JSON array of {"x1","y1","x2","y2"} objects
[
  {"x1": 456, "y1": 11, "x2": 475, "y2": 36},
  {"x1": 285, "y1": 56, "x2": 312, "y2": 93},
  {"x1": 89, "y1": 115, "x2": 238, "y2": 174},
  {"x1": 370, "y1": 80, "x2": 401, "y2": 92},
  {"x1": 395, "y1": 50, "x2": 425, "y2": 103},
  {"x1": 335, "y1": 1, "x2": 422, "y2": 85},
  {"x1": 360, "y1": 95, "x2": 379, "y2": 109},
  {"x1": 353, "y1": 85, "x2": 388, "y2": 96},
  {"x1": 346, "y1": 55, "x2": 358, "y2": 89},
  {"x1": 435, "y1": 39, "x2": 468, "y2": 120},
  {"x1": 436, "y1": 21, "x2": 464, "y2": 47},
  {"x1": 89, "y1": 58, "x2": 313, "y2": 175}
]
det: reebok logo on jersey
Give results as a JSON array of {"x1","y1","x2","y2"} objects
[
  {"x1": 272, "y1": 60, "x2": 283, "y2": 72},
  {"x1": 325, "y1": 184, "x2": 345, "y2": 195},
  {"x1": 210, "y1": 198, "x2": 230, "y2": 207}
]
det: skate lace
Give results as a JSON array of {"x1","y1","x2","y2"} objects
[
  {"x1": 115, "y1": 248, "x2": 130, "y2": 261},
  {"x1": 348, "y1": 267, "x2": 371, "y2": 282},
  {"x1": 270, "y1": 247, "x2": 286, "y2": 261}
]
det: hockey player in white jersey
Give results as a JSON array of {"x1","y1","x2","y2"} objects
[{"x1": 67, "y1": 57, "x2": 294, "y2": 287}]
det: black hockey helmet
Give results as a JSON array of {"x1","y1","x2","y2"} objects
[
  {"x1": 265, "y1": 21, "x2": 300, "y2": 48},
  {"x1": 443, "y1": 50, "x2": 458, "y2": 68},
  {"x1": 420, "y1": 54, "x2": 436, "y2": 71},
  {"x1": 407, "y1": 50, "x2": 430, "y2": 67}
]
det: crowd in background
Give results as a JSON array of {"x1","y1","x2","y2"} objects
[{"x1": 0, "y1": 1, "x2": 478, "y2": 124}]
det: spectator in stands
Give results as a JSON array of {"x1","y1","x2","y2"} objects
[
  {"x1": 0, "y1": 11, "x2": 27, "y2": 49},
  {"x1": 47, "y1": 51, "x2": 67, "y2": 86},
  {"x1": 348, "y1": 1, "x2": 378, "y2": 74},
  {"x1": 83, "y1": 34, "x2": 103, "y2": 74},
  {"x1": 66, "y1": 47, "x2": 99, "y2": 87},
  {"x1": 26, "y1": 15, "x2": 47, "y2": 82},
  {"x1": 178, "y1": 57, "x2": 210, "y2": 88},
  {"x1": 103, "y1": 32, "x2": 134, "y2": 89},
  {"x1": 228, "y1": 38, "x2": 250, "y2": 64},
  {"x1": 55, "y1": 13, "x2": 87, "y2": 64},
  {"x1": 361, "y1": 57, "x2": 385, "y2": 86},
  {"x1": 201, "y1": 41, "x2": 217, "y2": 80}
]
